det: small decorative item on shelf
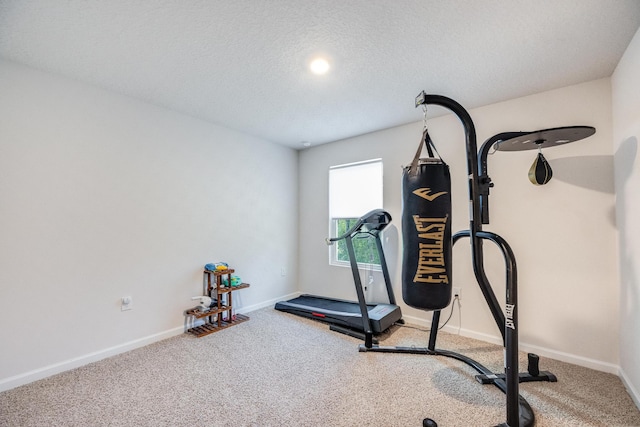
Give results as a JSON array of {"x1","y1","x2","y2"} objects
[
  {"x1": 222, "y1": 275, "x2": 241, "y2": 287},
  {"x1": 204, "y1": 262, "x2": 228, "y2": 272},
  {"x1": 191, "y1": 296, "x2": 216, "y2": 312}
]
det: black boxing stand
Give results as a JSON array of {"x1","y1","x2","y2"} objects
[
  {"x1": 360, "y1": 93, "x2": 539, "y2": 427},
  {"x1": 363, "y1": 93, "x2": 595, "y2": 426}
]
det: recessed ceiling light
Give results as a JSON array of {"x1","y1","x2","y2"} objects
[{"x1": 309, "y1": 58, "x2": 330, "y2": 75}]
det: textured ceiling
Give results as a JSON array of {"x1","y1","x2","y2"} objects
[{"x1": 1, "y1": 1, "x2": 640, "y2": 149}]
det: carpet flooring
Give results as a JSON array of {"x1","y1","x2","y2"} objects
[{"x1": 1, "y1": 307, "x2": 639, "y2": 426}]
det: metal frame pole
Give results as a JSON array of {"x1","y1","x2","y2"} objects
[
  {"x1": 345, "y1": 235, "x2": 374, "y2": 348},
  {"x1": 419, "y1": 94, "x2": 523, "y2": 426}
]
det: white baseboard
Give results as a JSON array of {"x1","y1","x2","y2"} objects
[
  {"x1": 237, "y1": 291, "x2": 301, "y2": 314},
  {"x1": 2, "y1": 292, "x2": 628, "y2": 397},
  {"x1": 400, "y1": 314, "x2": 619, "y2": 375},
  {"x1": 0, "y1": 291, "x2": 303, "y2": 393},
  {"x1": 401, "y1": 312, "x2": 431, "y2": 329},
  {"x1": 517, "y1": 340, "x2": 619, "y2": 375},
  {"x1": 0, "y1": 326, "x2": 185, "y2": 393},
  {"x1": 620, "y1": 367, "x2": 640, "y2": 410}
]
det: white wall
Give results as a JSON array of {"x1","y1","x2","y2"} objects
[
  {"x1": 0, "y1": 60, "x2": 299, "y2": 390},
  {"x1": 299, "y1": 78, "x2": 618, "y2": 372},
  {"x1": 612, "y1": 27, "x2": 640, "y2": 406}
]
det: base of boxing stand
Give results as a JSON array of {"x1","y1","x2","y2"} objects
[
  {"x1": 476, "y1": 352, "x2": 557, "y2": 385},
  {"x1": 330, "y1": 324, "x2": 380, "y2": 344},
  {"x1": 476, "y1": 370, "x2": 557, "y2": 385}
]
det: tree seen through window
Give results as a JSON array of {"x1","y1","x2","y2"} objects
[{"x1": 335, "y1": 218, "x2": 381, "y2": 266}]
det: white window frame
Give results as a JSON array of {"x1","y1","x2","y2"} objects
[{"x1": 328, "y1": 159, "x2": 383, "y2": 270}]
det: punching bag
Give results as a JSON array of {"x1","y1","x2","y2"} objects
[
  {"x1": 402, "y1": 130, "x2": 453, "y2": 311},
  {"x1": 528, "y1": 151, "x2": 553, "y2": 185}
]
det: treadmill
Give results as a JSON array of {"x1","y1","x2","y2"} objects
[{"x1": 275, "y1": 209, "x2": 403, "y2": 341}]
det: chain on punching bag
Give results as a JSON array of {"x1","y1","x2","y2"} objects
[{"x1": 401, "y1": 129, "x2": 453, "y2": 311}]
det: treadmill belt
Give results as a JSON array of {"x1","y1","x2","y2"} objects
[
  {"x1": 275, "y1": 294, "x2": 402, "y2": 334},
  {"x1": 287, "y1": 295, "x2": 375, "y2": 314}
]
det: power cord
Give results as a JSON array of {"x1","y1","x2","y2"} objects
[{"x1": 396, "y1": 294, "x2": 461, "y2": 333}]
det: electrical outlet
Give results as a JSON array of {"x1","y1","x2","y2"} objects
[
  {"x1": 121, "y1": 296, "x2": 133, "y2": 311},
  {"x1": 453, "y1": 287, "x2": 461, "y2": 300}
]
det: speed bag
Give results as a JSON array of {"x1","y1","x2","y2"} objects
[{"x1": 401, "y1": 160, "x2": 453, "y2": 311}]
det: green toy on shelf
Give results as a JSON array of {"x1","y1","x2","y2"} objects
[{"x1": 222, "y1": 275, "x2": 241, "y2": 287}]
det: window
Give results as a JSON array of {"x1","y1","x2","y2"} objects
[{"x1": 328, "y1": 159, "x2": 383, "y2": 268}]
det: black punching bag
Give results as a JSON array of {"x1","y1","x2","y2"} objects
[
  {"x1": 528, "y1": 151, "x2": 553, "y2": 185},
  {"x1": 402, "y1": 130, "x2": 453, "y2": 311}
]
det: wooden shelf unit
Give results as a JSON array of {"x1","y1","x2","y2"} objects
[{"x1": 185, "y1": 268, "x2": 250, "y2": 338}]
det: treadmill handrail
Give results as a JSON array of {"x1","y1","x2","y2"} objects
[{"x1": 326, "y1": 209, "x2": 391, "y2": 244}]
